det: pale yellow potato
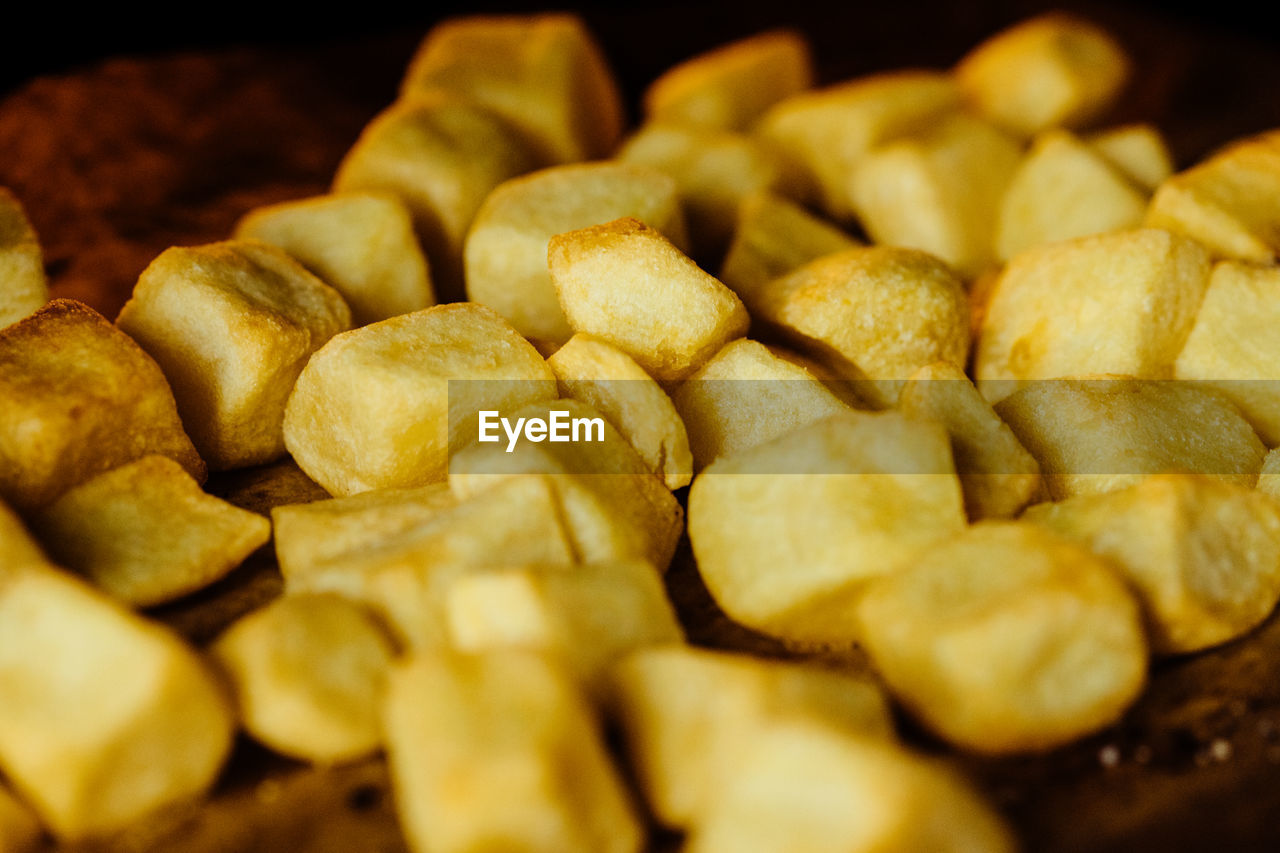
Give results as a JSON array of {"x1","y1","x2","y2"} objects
[
  {"x1": 996, "y1": 128, "x2": 1149, "y2": 261},
  {"x1": 756, "y1": 71, "x2": 963, "y2": 221},
  {"x1": 850, "y1": 111, "x2": 1021, "y2": 278},
  {"x1": 606, "y1": 645, "x2": 893, "y2": 828},
  {"x1": 0, "y1": 300, "x2": 204, "y2": 513},
  {"x1": 1086, "y1": 123, "x2": 1174, "y2": 191},
  {"x1": 0, "y1": 783, "x2": 41, "y2": 853},
  {"x1": 117, "y1": 240, "x2": 350, "y2": 471},
  {"x1": 995, "y1": 377, "x2": 1266, "y2": 500},
  {"x1": 752, "y1": 246, "x2": 969, "y2": 408},
  {"x1": 383, "y1": 650, "x2": 643, "y2": 853},
  {"x1": 234, "y1": 191, "x2": 433, "y2": 327},
  {"x1": 31, "y1": 456, "x2": 269, "y2": 607},
  {"x1": 450, "y1": 399, "x2": 684, "y2": 570},
  {"x1": 0, "y1": 567, "x2": 234, "y2": 839},
  {"x1": 1025, "y1": 475, "x2": 1280, "y2": 654},
  {"x1": 283, "y1": 476, "x2": 575, "y2": 650},
  {"x1": 1260, "y1": 448, "x2": 1280, "y2": 501},
  {"x1": 670, "y1": 338, "x2": 852, "y2": 471},
  {"x1": 859, "y1": 521, "x2": 1146, "y2": 753},
  {"x1": 974, "y1": 229, "x2": 1211, "y2": 401},
  {"x1": 283, "y1": 303, "x2": 556, "y2": 496},
  {"x1": 212, "y1": 593, "x2": 395, "y2": 764},
  {"x1": 898, "y1": 361, "x2": 1041, "y2": 519},
  {"x1": 548, "y1": 334, "x2": 692, "y2": 489},
  {"x1": 465, "y1": 162, "x2": 688, "y2": 343},
  {"x1": 332, "y1": 92, "x2": 536, "y2": 300},
  {"x1": 446, "y1": 559, "x2": 682, "y2": 694},
  {"x1": 616, "y1": 122, "x2": 810, "y2": 259},
  {"x1": 718, "y1": 190, "x2": 860, "y2": 314},
  {"x1": 0, "y1": 499, "x2": 48, "y2": 573},
  {"x1": 1145, "y1": 130, "x2": 1280, "y2": 263},
  {"x1": 955, "y1": 13, "x2": 1130, "y2": 137},
  {"x1": 686, "y1": 720, "x2": 1015, "y2": 853},
  {"x1": 0, "y1": 187, "x2": 47, "y2": 328},
  {"x1": 400, "y1": 13, "x2": 623, "y2": 165},
  {"x1": 644, "y1": 30, "x2": 812, "y2": 132},
  {"x1": 550, "y1": 218, "x2": 748, "y2": 381},
  {"x1": 1176, "y1": 261, "x2": 1280, "y2": 445},
  {"x1": 688, "y1": 411, "x2": 965, "y2": 645}
]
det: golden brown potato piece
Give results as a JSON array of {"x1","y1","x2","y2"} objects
[
  {"x1": 384, "y1": 650, "x2": 644, "y2": 853},
  {"x1": 859, "y1": 521, "x2": 1146, "y2": 754},
  {"x1": 688, "y1": 411, "x2": 965, "y2": 645},
  {"x1": 0, "y1": 300, "x2": 204, "y2": 513},
  {"x1": 1145, "y1": 130, "x2": 1280, "y2": 263},
  {"x1": 1086, "y1": 123, "x2": 1174, "y2": 191},
  {"x1": 644, "y1": 30, "x2": 812, "y2": 132},
  {"x1": 283, "y1": 303, "x2": 556, "y2": 496},
  {"x1": 975, "y1": 229, "x2": 1211, "y2": 401},
  {"x1": 465, "y1": 162, "x2": 688, "y2": 343},
  {"x1": 0, "y1": 187, "x2": 47, "y2": 328},
  {"x1": 756, "y1": 71, "x2": 962, "y2": 221},
  {"x1": 234, "y1": 191, "x2": 434, "y2": 327},
  {"x1": 1025, "y1": 475, "x2": 1280, "y2": 654},
  {"x1": 607, "y1": 645, "x2": 893, "y2": 828},
  {"x1": 212, "y1": 593, "x2": 395, "y2": 764},
  {"x1": 117, "y1": 240, "x2": 350, "y2": 471},
  {"x1": 0, "y1": 500, "x2": 48, "y2": 573},
  {"x1": 1259, "y1": 448, "x2": 1280, "y2": 501},
  {"x1": 332, "y1": 92, "x2": 536, "y2": 300},
  {"x1": 995, "y1": 377, "x2": 1266, "y2": 500},
  {"x1": 0, "y1": 783, "x2": 41, "y2": 853},
  {"x1": 1175, "y1": 261, "x2": 1280, "y2": 444},
  {"x1": 686, "y1": 720, "x2": 1015, "y2": 853},
  {"x1": 31, "y1": 456, "x2": 269, "y2": 607},
  {"x1": 955, "y1": 13, "x2": 1130, "y2": 137},
  {"x1": 400, "y1": 13, "x2": 624, "y2": 166},
  {"x1": 550, "y1": 218, "x2": 748, "y2": 381},
  {"x1": 0, "y1": 567, "x2": 234, "y2": 839},
  {"x1": 753, "y1": 246, "x2": 969, "y2": 408},
  {"x1": 898, "y1": 361, "x2": 1041, "y2": 519},
  {"x1": 548, "y1": 334, "x2": 693, "y2": 489},
  {"x1": 850, "y1": 112, "x2": 1021, "y2": 278},
  {"x1": 996, "y1": 128, "x2": 1149, "y2": 262}
]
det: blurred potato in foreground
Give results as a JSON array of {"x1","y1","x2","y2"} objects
[
  {"x1": 0, "y1": 187, "x2": 47, "y2": 328},
  {"x1": 234, "y1": 192, "x2": 434, "y2": 327},
  {"x1": 0, "y1": 300, "x2": 204, "y2": 513},
  {"x1": 0, "y1": 784, "x2": 41, "y2": 853},
  {"x1": 858, "y1": 521, "x2": 1147, "y2": 753},
  {"x1": 465, "y1": 162, "x2": 687, "y2": 343}
]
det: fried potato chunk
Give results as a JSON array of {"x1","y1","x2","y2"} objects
[
  {"x1": 1259, "y1": 448, "x2": 1280, "y2": 501},
  {"x1": 400, "y1": 13, "x2": 624, "y2": 165},
  {"x1": 465, "y1": 162, "x2": 688, "y2": 342},
  {"x1": 548, "y1": 334, "x2": 693, "y2": 489},
  {"x1": 859, "y1": 521, "x2": 1147, "y2": 753},
  {"x1": 607, "y1": 645, "x2": 893, "y2": 828},
  {"x1": 898, "y1": 361, "x2": 1041, "y2": 519},
  {"x1": 0, "y1": 500, "x2": 48, "y2": 573},
  {"x1": 688, "y1": 411, "x2": 965, "y2": 645},
  {"x1": 384, "y1": 650, "x2": 643, "y2": 853},
  {"x1": 117, "y1": 240, "x2": 350, "y2": 471},
  {"x1": 996, "y1": 377, "x2": 1266, "y2": 499},
  {"x1": 1175, "y1": 261, "x2": 1280, "y2": 445},
  {"x1": 283, "y1": 303, "x2": 556, "y2": 495},
  {"x1": 756, "y1": 71, "x2": 962, "y2": 221},
  {"x1": 996, "y1": 128, "x2": 1149, "y2": 262},
  {"x1": 0, "y1": 783, "x2": 41, "y2": 853},
  {"x1": 234, "y1": 192, "x2": 434, "y2": 327},
  {"x1": 550, "y1": 218, "x2": 748, "y2": 381},
  {"x1": 1025, "y1": 475, "x2": 1280, "y2": 654},
  {"x1": 686, "y1": 720, "x2": 1015, "y2": 853},
  {"x1": 1086, "y1": 123, "x2": 1174, "y2": 191},
  {"x1": 0, "y1": 567, "x2": 234, "y2": 839},
  {"x1": 975, "y1": 229, "x2": 1211, "y2": 401},
  {"x1": 0, "y1": 300, "x2": 204, "y2": 513},
  {"x1": 0, "y1": 187, "x2": 47, "y2": 327},
  {"x1": 955, "y1": 13, "x2": 1130, "y2": 137},
  {"x1": 333, "y1": 93, "x2": 536, "y2": 300},
  {"x1": 212, "y1": 593, "x2": 395, "y2": 764},
  {"x1": 850, "y1": 112, "x2": 1021, "y2": 278},
  {"x1": 32, "y1": 456, "x2": 270, "y2": 607},
  {"x1": 753, "y1": 246, "x2": 969, "y2": 408}
]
